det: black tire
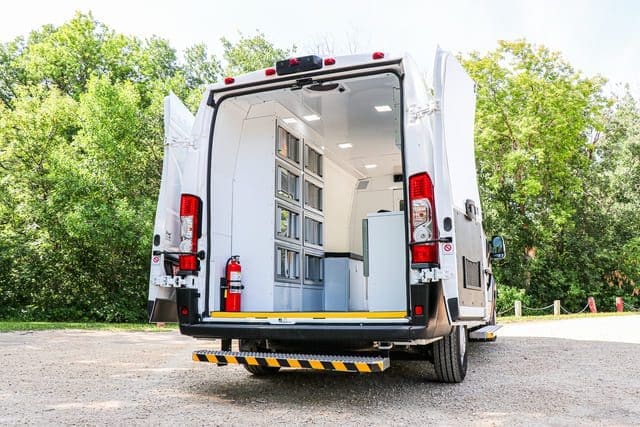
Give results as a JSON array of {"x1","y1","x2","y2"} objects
[
  {"x1": 433, "y1": 325, "x2": 468, "y2": 383},
  {"x1": 242, "y1": 364, "x2": 281, "y2": 376},
  {"x1": 239, "y1": 340, "x2": 281, "y2": 376}
]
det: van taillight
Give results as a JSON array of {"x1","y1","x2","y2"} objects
[
  {"x1": 409, "y1": 173, "x2": 438, "y2": 265},
  {"x1": 179, "y1": 194, "x2": 202, "y2": 272}
]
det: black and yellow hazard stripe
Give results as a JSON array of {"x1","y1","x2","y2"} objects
[{"x1": 192, "y1": 350, "x2": 389, "y2": 373}]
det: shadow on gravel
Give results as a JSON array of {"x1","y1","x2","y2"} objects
[
  {"x1": 184, "y1": 337, "x2": 640, "y2": 423},
  {"x1": 187, "y1": 344, "x2": 488, "y2": 408}
]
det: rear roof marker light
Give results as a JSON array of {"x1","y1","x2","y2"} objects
[
  {"x1": 289, "y1": 57, "x2": 300, "y2": 66},
  {"x1": 224, "y1": 76, "x2": 235, "y2": 85},
  {"x1": 265, "y1": 68, "x2": 276, "y2": 76},
  {"x1": 372, "y1": 51, "x2": 385, "y2": 60},
  {"x1": 324, "y1": 57, "x2": 336, "y2": 66}
]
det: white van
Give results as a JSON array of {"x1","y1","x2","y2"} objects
[{"x1": 148, "y1": 50, "x2": 505, "y2": 382}]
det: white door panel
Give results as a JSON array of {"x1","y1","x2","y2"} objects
[
  {"x1": 432, "y1": 49, "x2": 486, "y2": 322},
  {"x1": 148, "y1": 93, "x2": 195, "y2": 320}
]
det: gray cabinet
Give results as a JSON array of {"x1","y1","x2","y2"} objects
[
  {"x1": 365, "y1": 212, "x2": 407, "y2": 311},
  {"x1": 324, "y1": 256, "x2": 366, "y2": 311}
]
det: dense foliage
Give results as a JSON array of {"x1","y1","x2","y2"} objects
[
  {"x1": 0, "y1": 13, "x2": 291, "y2": 321},
  {"x1": 463, "y1": 41, "x2": 640, "y2": 312},
  {"x1": 0, "y1": 15, "x2": 637, "y2": 321}
]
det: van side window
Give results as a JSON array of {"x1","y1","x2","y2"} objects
[
  {"x1": 276, "y1": 205, "x2": 300, "y2": 241},
  {"x1": 277, "y1": 126, "x2": 300, "y2": 165},
  {"x1": 276, "y1": 246, "x2": 300, "y2": 281},
  {"x1": 305, "y1": 180, "x2": 323, "y2": 211},
  {"x1": 274, "y1": 123, "x2": 324, "y2": 288},
  {"x1": 304, "y1": 216, "x2": 323, "y2": 246},
  {"x1": 276, "y1": 165, "x2": 300, "y2": 201},
  {"x1": 304, "y1": 144, "x2": 323, "y2": 177},
  {"x1": 304, "y1": 253, "x2": 324, "y2": 284}
]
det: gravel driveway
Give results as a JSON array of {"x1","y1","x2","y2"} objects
[{"x1": 1, "y1": 315, "x2": 639, "y2": 426}]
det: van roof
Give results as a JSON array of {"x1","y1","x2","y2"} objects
[{"x1": 207, "y1": 52, "x2": 404, "y2": 93}]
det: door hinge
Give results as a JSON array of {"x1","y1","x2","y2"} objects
[{"x1": 408, "y1": 100, "x2": 440, "y2": 122}]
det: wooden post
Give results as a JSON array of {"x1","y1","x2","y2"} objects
[
  {"x1": 616, "y1": 297, "x2": 624, "y2": 312},
  {"x1": 554, "y1": 300, "x2": 561, "y2": 316},
  {"x1": 514, "y1": 300, "x2": 522, "y2": 318},
  {"x1": 588, "y1": 297, "x2": 597, "y2": 313}
]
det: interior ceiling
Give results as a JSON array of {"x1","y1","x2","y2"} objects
[{"x1": 247, "y1": 73, "x2": 402, "y2": 178}]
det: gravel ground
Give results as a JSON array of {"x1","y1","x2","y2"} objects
[{"x1": 1, "y1": 316, "x2": 639, "y2": 426}]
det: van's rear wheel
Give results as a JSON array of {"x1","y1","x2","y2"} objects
[
  {"x1": 243, "y1": 364, "x2": 281, "y2": 376},
  {"x1": 433, "y1": 325, "x2": 468, "y2": 383},
  {"x1": 239, "y1": 339, "x2": 280, "y2": 376}
]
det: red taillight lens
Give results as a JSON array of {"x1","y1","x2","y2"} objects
[
  {"x1": 265, "y1": 68, "x2": 276, "y2": 76},
  {"x1": 414, "y1": 305, "x2": 424, "y2": 316},
  {"x1": 409, "y1": 173, "x2": 437, "y2": 264},
  {"x1": 224, "y1": 76, "x2": 235, "y2": 85},
  {"x1": 372, "y1": 51, "x2": 385, "y2": 60},
  {"x1": 180, "y1": 306, "x2": 189, "y2": 317},
  {"x1": 324, "y1": 57, "x2": 336, "y2": 66},
  {"x1": 179, "y1": 194, "x2": 201, "y2": 272},
  {"x1": 179, "y1": 255, "x2": 198, "y2": 271},
  {"x1": 411, "y1": 244, "x2": 438, "y2": 265}
]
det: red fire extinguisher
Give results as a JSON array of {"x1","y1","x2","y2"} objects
[{"x1": 225, "y1": 256, "x2": 242, "y2": 312}]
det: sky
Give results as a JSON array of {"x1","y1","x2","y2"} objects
[{"x1": 1, "y1": 0, "x2": 639, "y2": 91}]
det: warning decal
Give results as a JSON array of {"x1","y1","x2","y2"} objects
[{"x1": 443, "y1": 242, "x2": 454, "y2": 255}]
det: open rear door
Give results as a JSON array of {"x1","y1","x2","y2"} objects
[
  {"x1": 432, "y1": 49, "x2": 487, "y2": 323},
  {"x1": 148, "y1": 92, "x2": 195, "y2": 322}
]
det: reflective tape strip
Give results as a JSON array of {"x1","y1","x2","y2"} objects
[
  {"x1": 192, "y1": 351, "x2": 389, "y2": 373},
  {"x1": 309, "y1": 360, "x2": 324, "y2": 370},
  {"x1": 265, "y1": 357, "x2": 279, "y2": 367},
  {"x1": 332, "y1": 361, "x2": 348, "y2": 372},
  {"x1": 286, "y1": 359, "x2": 302, "y2": 368},
  {"x1": 354, "y1": 362, "x2": 371, "y2": 373}
]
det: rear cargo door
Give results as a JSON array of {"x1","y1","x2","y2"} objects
[
  {"x1": 432, "y1": 49, "x2": 487, "y2": 322},
  {"x1": 148, "y1": 93, "x2": 195, "y2": 321}
]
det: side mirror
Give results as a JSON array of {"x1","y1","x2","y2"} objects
[{"x1": 489, "y1": 235, "x2": 506, "y2": 260}]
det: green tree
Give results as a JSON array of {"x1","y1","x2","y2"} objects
[
  {"x1": 0, "y1": 13, "x2": 292, "y2": 321},
  {"x1": 462, "y1": 41, "x2": 608, "y2": 308},
  {"x1": 577, "y1": 89, "x2": 640, "y2": 308},
  {"x1": 183, "y1": 43, "x2": 221, "y2": 89},
  {"x1": 221, "y1": 31, "x2": 293, "y2": 75}
]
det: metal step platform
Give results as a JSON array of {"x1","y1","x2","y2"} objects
[
  {"x1": 192, "y1": 350, "x2": 390, "y2": 373},
  {"x1": 469, "y1": 324, "x2": 502, "y2": 342}
]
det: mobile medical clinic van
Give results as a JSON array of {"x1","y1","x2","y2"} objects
[{"x1": 148, "y1": 49, "x2": 505, "y2": 382}]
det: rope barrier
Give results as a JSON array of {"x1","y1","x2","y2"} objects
[
  {"x1": 560, "y1": 303, "x2": 590, "y2": 315},
  {"x1": 496, "y1": 299, "x2": 636, "y2": 317},
  {"x1": 497, "y1": 307, "x2": 514, "y2": 316},
  {"x1": 623, "y1": 302, "x2": 640, "y2": 312},
  {"x1": 522, "y1": 304, "x2": 554, "y2": 312}
]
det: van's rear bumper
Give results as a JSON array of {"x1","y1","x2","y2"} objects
[
  {"x1": 179, "y1": 322, "x2": 428, "y2": 342},
  {"x1": 176, "y1": 286, "x2": 436, "y2": 343}
]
